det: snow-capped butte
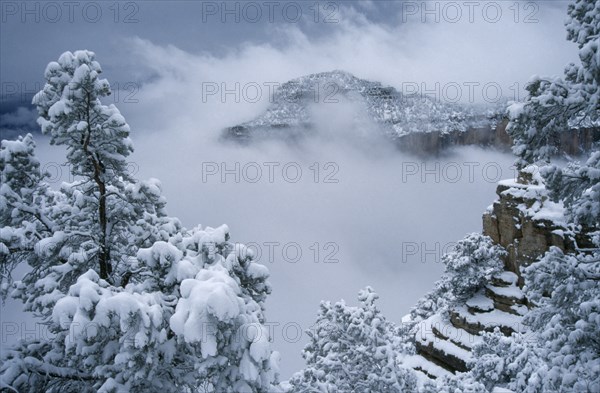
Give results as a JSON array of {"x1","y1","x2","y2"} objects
[{"x1": 223, "y1": 70, "x2": 503, "y2": 142}]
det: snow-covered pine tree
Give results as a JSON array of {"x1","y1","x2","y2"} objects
[
  {"x1": 0, "y1": 134, "x2": 58, "y2": 298},
  {"x1": 506, "y1": 0, "x2": 599, "y2": 168},
  {"x1": 458, "y1": 2, "x2": 600, "y2": 391},
  {"x1": 0, "y1": 51, "x2": 280, "y2": 393},
  {"x1": 461, "y1": 246, "x2": 599, "y2": 393},
  {"x1": 288, "y1": 287, "x2": 418, "y2": 393},
  {"x1": 1, "y1": 51, "x2": 180, "y2": 318},
  {"x1": 542, "y1": 148, "x2": 600, "y2": 230},
  {"x1": 467, "y1": 328, "x2": 544, "y2": 392},
  {"x1": 519, "y1": 247, "x2": 599, "y2": 392},
  {"x1": 409, "y1": 233, "x2": 505, "y2": 323},
  {"x1": 506, "y1": 0, "x2": 600, "y2": 232},
  {"x1": 29, "y1": 49, "x2": 171, "y2": 285}
]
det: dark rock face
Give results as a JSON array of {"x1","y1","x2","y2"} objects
[
  {"x1": 222, "y1": 123, "x2": 313, "y2": 144},
  {"x1": 393, "y1": 122, "x2": 508, "y2": 155},
  {"x1": 560, "y1": 127, "x2": 600, "y2": 155},
  {"x1": 393, "y1": 120, "x2": 599, "y2": 155},
  {"x1": 482, "y1": 181, "x2": 577, "y2": 278}
]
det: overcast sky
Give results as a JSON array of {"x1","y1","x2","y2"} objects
[
  {"x1": 0, "y1": 0, "x2": 582, "y2": 379},
  {"x1": 1, "y1": 1, "x2": 577, "y2": 114}
]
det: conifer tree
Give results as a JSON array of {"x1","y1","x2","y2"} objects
[{"x1": 0, "y1": 51, "x2": 280, "y2": 393}]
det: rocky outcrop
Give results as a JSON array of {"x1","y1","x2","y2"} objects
[
  {"x1": 409, "y1": 272, "x2": 527, "y2": 380},
  {"x1": 481, "y1": 175, "x2": 578, "y2": 280},
  {"x1": 409, "y1": 172, "x2": 589, "y2": 379}
]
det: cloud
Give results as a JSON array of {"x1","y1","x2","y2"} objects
[
  {"x1": 119, "y1": 2, "x2": 576, "y2": 137},
  {"x1": 0, "y1": 106, "x2": 37, "y2": 128},
  {"x1": 0, "y1": 106, "x2": 39, "y2": 140}
]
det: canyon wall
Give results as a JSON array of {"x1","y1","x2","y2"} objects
[{"x1": 395, "y1": 121, "x2": 599, "y2": 156}]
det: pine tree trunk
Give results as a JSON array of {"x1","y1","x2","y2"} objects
[
  {"x1": 98, "y1": 181, "x2": 110, "y2": 280},
  {"x1": 83, "y1": 94, "x2": 111, "y2": 281}
]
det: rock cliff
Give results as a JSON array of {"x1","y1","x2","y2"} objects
[{"x1": 407, "y1": 170, "x2": 592, "y2": 380}]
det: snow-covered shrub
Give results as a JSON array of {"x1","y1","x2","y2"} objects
[
  {"x1": 288, "y1": 287, "x2": 418, "y2": 393},
  {"x1": 520, "y1": 247, "x2": 600, "y2": 392},
  {"x1": 463, "y1": 247, "x2": 600, "y2": 393},
  {"x1": 0, "y1": 134, "x2": 58, "y2": 297},
  {"x1": 421, "y1": 374, "x2": 489, "y2": 393},
  {"x1": 409, "y1": 233, "x2": 505, "y2": 323}
]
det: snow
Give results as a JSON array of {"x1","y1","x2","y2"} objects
[
  {"x1": 402, "y1": 354, "x2": 452, "y2": 379},
  {"x1": 246, "y1": 262, "x2": 269, "y2": 280},
  {"x1": 495, "y1": 271, "x2": 518, "y2": 286},
  {"x1": 510, "y1": 304, "x2": 529, "y2": 316},
  {"x1": 418, "y1": 329, "x2": 473, "y2": 362},
  {"x1": 48, "y1": 97, "x2": 70, "y2": 118},
  {"x1": 0, "y1": 138, "x2": 33, "y2": 156},
  {"x1": 34, "y1": 231, "x2": 65, "y2": 256},
  {"x1": 466, "y1": 292, "x2": 495, "y2": 312},
  {"x1": 239, "y1": 350, "x2": 259, "y2": 381},
  {"x1": 415, "y1": 313, "x2": 482, "y2": 351},
  {"x1": 500, "y1": 183, "x2": 545, "y2": 199},
  {"x1": 246, "y1": 323, "x2": 271, "y2": 362},
  {"x1": 52, "y1": 295, "x2": 79, "y2": 328},
  {"x1": 183, "y1": 224, "x2": 230, "y2": 258},
  {"x1": 486, "y1": 284, "x2": 525, "y2": 301},
  {"x1": 173, "y1": 258, "x2": 198, "y2": 282},
  {"x1": 358, "y1": 286, "x2": 378, "y2": 305},
  {"x1": 498, "y1": 177, "x2": 567, "y2": 227},
  {"x1": 76, "y1": 121, "x2": 87, "y2": 131},
  {"x1": 454, "y1": 306, "x2": 526, "y2": 333},
  {"x1": 170, "y1": 264, "x2": 242, "y2": 355},
  {"x1": 507, "y1": 101, "x2": 526, "y2": 119},
  {"x1": 136, "y1": 241, "x2": 183, "y2": 269},
  {"x1": 530, "y1": 199, "x2": 566, "y2": 224}
]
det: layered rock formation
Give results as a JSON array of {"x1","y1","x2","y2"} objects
[
  {"x1": 392, "y1": 121, "x2": 510, "y2": 155},
  {"x1": 483, "y1": 175, "x2": 569, "y2": 279},
  {"x1": 406, "y1": 171, "x2": 586, "y2": 380},
  {"x1": 407, "y1": 271, "x2": 527, "y2": 380}
]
